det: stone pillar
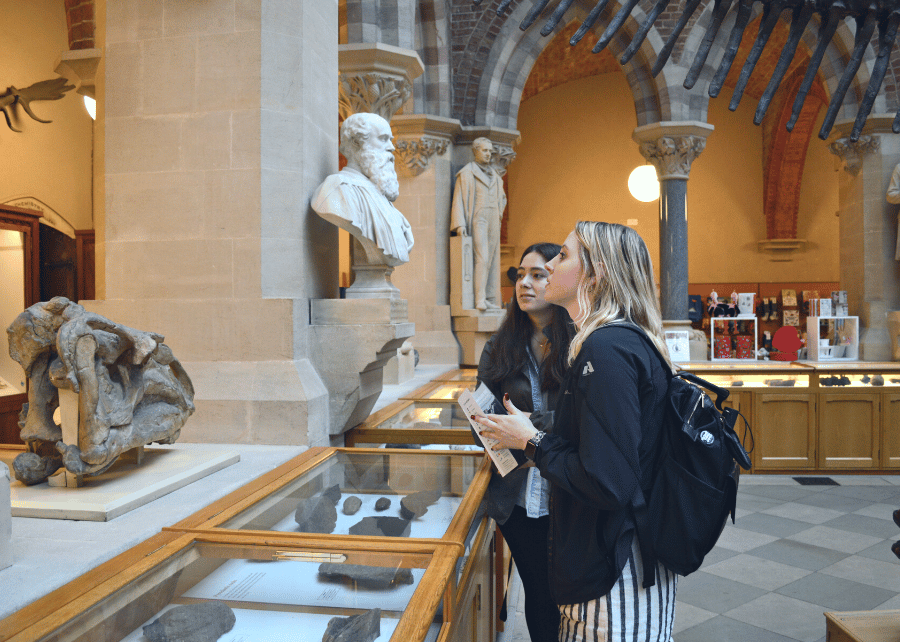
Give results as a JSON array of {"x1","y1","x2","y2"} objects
[
  {"x1": 829, "y1": 116, "x2": 900, "y2": 361},
  {"x1": 90, "y1": 2, "x2": 338, "y2": 446},
  {"x1": 633, "y1": 122, "x2": 714, "y2": 330},
  {"x1": 391, "y1": 113, "x2": 462, "y2": 365},
  {"x1": 449, "y1": 126, "x2": 521, "y2": 366}
]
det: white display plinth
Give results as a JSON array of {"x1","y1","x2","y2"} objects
[
  {"x1": 806, "y1": 316, "x2": 859, "y2": 361},
  {"x1": 0, "y1": 464, "x2": 11, "y2": 571},
  {"x1": 4, "y1": 446, "x2": 239, "y2": 522}
]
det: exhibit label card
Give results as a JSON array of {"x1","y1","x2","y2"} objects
[{"x1": 458, "y1": 387, "x2": 518, "y2": 477}]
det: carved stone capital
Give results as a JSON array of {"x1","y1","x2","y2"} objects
[
  {"x1": 632, "y1": 121, "x2": 714, "y2": 180},
  {"x1": 338, "y1": 43, "x2": 424, "y2": 121},
  {"x1": 390, "y1": 114, "x2": 461, "y2": 176},
  {"x1": 829, "y1": 135, "x2": 880, "y2": 176},
  {"x1": 456, "y1": 125, "x2": 522, "y2": 176}
]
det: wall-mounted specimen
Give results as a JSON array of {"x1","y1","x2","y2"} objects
[{"x1": 0, "y1": 77, "x2": 74, "y2": 133}]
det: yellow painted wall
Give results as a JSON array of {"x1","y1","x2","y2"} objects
[
  {"x1": 508, "y1": 72, "x2": 840, "y2": 283},
  {"x1": 1, "y1": 0, "x2": 94, "y2": 232}
]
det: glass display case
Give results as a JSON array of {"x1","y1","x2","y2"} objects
[
  {"x1": 2, "y1": 532, "x2": 456, "y2": 642},
  {"x1": 432, "y1": 369, "x2": 478, "y2": 383},
  {"x1": 804, "y1": 362, "x2": 900, "y2": 388},
  {"x1": 401, "y1": 382, "x2": 472, "y2": 404},
  {"x1": 345, "y1": 399, "x2": 480, "y2": 447},
  {"x1": 172, "y1": 448, "x2": 490, "y2": 552},
  {"x1": 680, "y1": 362, "x2": 813, "y2": 388}
]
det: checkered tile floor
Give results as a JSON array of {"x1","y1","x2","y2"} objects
[{"x1": 499, "y1": 474, "x2": 900, "y2": 642}]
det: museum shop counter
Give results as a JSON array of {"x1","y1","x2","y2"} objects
[{"x1": 0, "y1": 448, "x2": 497, "y2": 642}]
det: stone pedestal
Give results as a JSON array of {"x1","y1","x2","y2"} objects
[
  {"x1": 831, "y1": 116, "x2": 900, "y2": 360},
  {"x1": 383, "y1": 340, "x2": 416, "y2": 384},
  {"x1": 634, "y1": 122, "x2": 714, "y2": 323},
  {"x1": 309, "y1": 299, "x2": 415, "y2": 439},
  {"x1": 450, "y1": 235, "x2": 475, "y2": 315},
  {"x1": 0, "y1": 463, "x2": 10, "y2": 571},
  {"x1": 452, "y1": 312, "x2": 503, "y2": 367}
]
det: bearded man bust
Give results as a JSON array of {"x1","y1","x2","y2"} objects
[{"x1": 313, "y1": 112, "x2": 415, "y2": 269}]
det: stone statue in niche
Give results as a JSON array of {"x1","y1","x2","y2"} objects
[
  {"x1": 312, "y1": 112, "x2": 415, "y2": 299},
  {"x1": 6, "y1": 297, "x2": 194, "y2": 485},
  {"x1": 885, "y1": 163, "x2": 900, "y2": 261},
  {"x1": 451, "y1": 138, "x2": 507, "y2": 311}
]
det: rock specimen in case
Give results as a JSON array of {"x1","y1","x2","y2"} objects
[
  {"x1": 143, "y1": 601, "x2": 236, "y2": 642},
  {"x1": 323, "y1": 608, "x2": 381, "y2": 642},
  {"x1": 318, "y1": 563, "x2": 414, "y2": 589},
  {"x1": 374, "y1": 497, "x2": 391, "y2": 511},
  {"x1": 342, "y1": 496, "x2": 362, "y2": 515},
  {"x1": 295, "y1": 493, "x2": 338, "y2": 534},
  {"x1": 349, "y1": 516, "x2": 411, "y2": 537},
  {"x1": 322, "y1": 484, "x2": 342, "y2": 504},
  {"x1": 399, "y1": 489, "x2": 441, "y2": 519}
]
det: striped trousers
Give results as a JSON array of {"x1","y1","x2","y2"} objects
[{"x1": 557, "y1": 538, "x2": 677, "y2": 642}]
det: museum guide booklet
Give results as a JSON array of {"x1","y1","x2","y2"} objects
[{"x1": 459, "y1": 384, "x2": 518, "y2": 477}]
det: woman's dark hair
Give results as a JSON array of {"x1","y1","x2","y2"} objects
[{"x1": 481, "y1": 242, "x2": 573, "y2": 391}]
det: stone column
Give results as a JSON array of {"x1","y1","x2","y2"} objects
[
  {"x1": 633, "y1": 122, "x2": 714, "y2": 330},
  {"x1": 829, "y1": 116, "x2": 900, "y2": 361},
  {"x1": 449, "y1": 126, "x2": 521, "y2": 366},
  {"x1": 391, "y1": 113, "x2": 462, "y2": 365}
]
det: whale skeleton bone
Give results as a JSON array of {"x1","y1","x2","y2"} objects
[{"x1": 474, "y1": 0, "x2": 900, "y2": 141}]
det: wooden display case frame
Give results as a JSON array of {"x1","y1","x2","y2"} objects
[
  {"x1": 345, "y1": 398, "x2": 477, "y2": 447},
  {"x1": 431, "y1": 369, "x2": 478, "y2": 383},
  {"x1": 0, "y1": 530, "x2": 463, "y2": 642}
]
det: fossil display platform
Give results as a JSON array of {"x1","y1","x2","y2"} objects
[{"x1": 1, "y1": 446, "x2": 239, "y2": 521}]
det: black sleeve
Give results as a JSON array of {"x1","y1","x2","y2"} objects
[{"x1": 533, "y1": 334, "x2": 644, "y2": 510}]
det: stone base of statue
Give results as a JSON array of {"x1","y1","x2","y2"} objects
[
  {"x1": 346, "y1": 237, "x2": 403, "y2": 300},
  {"x1": 310, "y1": 299, "x2": 415, "y2": 438},
  {"x1": 452, "y1": 312, "x2": 503, "y2": 367},
  {"x1": 0, "y1": 464, "x2": 11, "y2": 570}
]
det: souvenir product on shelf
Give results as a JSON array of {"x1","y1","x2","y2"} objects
[
  {"x1": 783, "y1": 310, "x2": 800, "y2": 326},
  {"x1": 831, "y1": 291, "x2": 848, "y2": 316},
  {"x1": 781, "y1": 289, "x2": 798, "y2": 307},
  {"x1": 737, "y1": 293, "x2": 755, "y2": 317}
]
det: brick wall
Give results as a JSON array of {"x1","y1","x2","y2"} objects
[{"x1": 64, "y1": 0, "x2": 95, "y2": 50}]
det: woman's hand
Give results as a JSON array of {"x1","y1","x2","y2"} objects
[{"x1": 472, "y1": 394, "x2": 539, "y2": 451}]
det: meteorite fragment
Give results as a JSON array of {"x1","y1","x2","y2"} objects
[
  {"x1": 322, "y1": 608, "x2": 381, "y2": 642},
  {"x1": 763, "y1": 379, "x2": 796, "y2": 387},
  {"x1": 142, "y1": 601, "x2": 235, "y2": 642},
  {"x1": 295, "y1": 494, "x2": 338, "y2": 534},
  {"x1": 322, "y1": 483, "x2": 342, "y2": 504},
  {"x1": 349, "y1": 516, "x2": 411, "y2": 537},
  {"x1": 318, "y1": 563, "x2": 414, "y2": 589},
  {"x1": 872, "y1": 374, "x2": 885, "y2": 386},
  {"x1": 400, "y1": 489, "x2": 442, "y2": 519},
  {"x1": 374, "y1": 497, "x2": 391, "y2": 511},
  {"x1": 342, "y1": 496, "x2": 362, "y2": 515}
]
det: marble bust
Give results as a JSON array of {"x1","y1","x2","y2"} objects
[
  {"x1": 312, "y1": 112, "x2": 414, "y2": 267},
  {"x1": 451, "y1": 137, "x2": 507, "y2": 310}
]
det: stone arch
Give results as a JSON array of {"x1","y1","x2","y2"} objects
[
  {"x1": 344, "y1": 0, "x2": 414, "y2": 47},
  {"x1": 474, "y1": 1, "x2": 668, "y2": 130},
  {"x1": 64, "y1": 0, "x2": 95, "y2": 50}
]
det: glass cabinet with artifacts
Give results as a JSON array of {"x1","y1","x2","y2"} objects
[
  {"x1": 173, "y1": 448, "x2": 490, "y2": 551},
  {"x1": 345, "y1": 399, "x2": 480, "y2": 447},
  {"x1": 400, "y1": 381, "x2": 473, "y2": 404},
  {"x1": 431, "y1": 369, "x2": 477, "y2": 383},
  {"x1": 0, "y1": 532, "x2": 459, "y2": 642}
]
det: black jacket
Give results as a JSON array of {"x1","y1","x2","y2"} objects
[
  {"x1": 474, "y1": 334, "x2": 561, "y2": 524},
  {"x1": 533, "y1": 325, "x2": 668, "y2": 606}
]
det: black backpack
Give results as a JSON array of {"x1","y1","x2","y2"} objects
[{"x1": 611, "y1": 324, "x2": 753, "y2": 588}]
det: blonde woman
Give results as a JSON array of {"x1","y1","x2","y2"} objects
[{"x1": 474, "y1": 221, "x2": 678, "y2": 642}]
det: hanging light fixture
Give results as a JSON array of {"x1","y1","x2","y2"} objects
[
  {"x1": 83, "y1": 95, "x2": 96, "y2": 120},
  {"x1": 628, "y1": 165, "x2": 659, "y2": 202}
]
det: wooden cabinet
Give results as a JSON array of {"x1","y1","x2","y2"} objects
[
  {"x1": 819, "y1": 394, "x2": 880, "y2": 469},
  {"x1": 754, "y1": 393, "x2": 817, "y2": 469},
  {"x1": 448, "y1": 518, "x2": 494, "y2": 642},
  {"x1": 883, "y1": 394, "x2": 900, "y2": 468}
]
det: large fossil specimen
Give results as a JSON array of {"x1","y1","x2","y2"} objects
[{"x1": 477, "y1": 0, "x2": 900, "y2": 141}]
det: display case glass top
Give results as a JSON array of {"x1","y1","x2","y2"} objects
[
  {"x1": 804, "y1": 362, "x2": 900, "y2": 388},
  {"x1": 431, "y1": 368, "x2": 478, "y2": 382},
  {"x1": 346, "y1": 399, "x2": 481, "y2": 447},
  {"x1": 6, "y1": 535, "x2": 450, "y2": 642},
  {"x1": 681, "y1": 362, "x2": 812, "y2": 388},
  {"x1": 206, "y1": 449, "x2": 488, "y2": 546},
  {"x1": 402, "y1": 382, "x2": 472, "y2": 403}
]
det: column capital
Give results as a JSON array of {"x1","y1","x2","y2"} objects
[
  {"x1": 632, "y1": 121, "x2": 714, "y2": 180},
  {"x1": 390, "y1": 114, "x2": 461, "y2": 176},
  {"x1": 456, "y1": 125, "x2": 522, "y2": 176},
  {"x1": 338, "y1": 43, "x2": 424, "y2": 121},
  {"x1": 829, "y1": 135, "x2": 880, "y2": 176}
]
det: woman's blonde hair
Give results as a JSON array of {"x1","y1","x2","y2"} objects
[{"x1": 568, "y1": 221, "x2": 676, "y2": 373}]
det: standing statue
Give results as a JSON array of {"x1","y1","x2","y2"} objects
[
  {"x1": 312, "y1": 113, "x2": 414, "y2": 298},
  {"x1": 886, "y1": 163, "x2": 900, "y2": 261},
  {"x1": 451, "y1": 138, "x2": 507, "y2": 311},
  {"x1": 6, "y1": 298, "x2": 194, "y2": 485}
]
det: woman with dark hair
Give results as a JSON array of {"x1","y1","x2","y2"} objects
[
  {"x1": 475, "y1": 222, "x2": 678, "y2": 642},
  {"x1": 476, "y1": 241, "x2": 572, "y2": 642}
]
